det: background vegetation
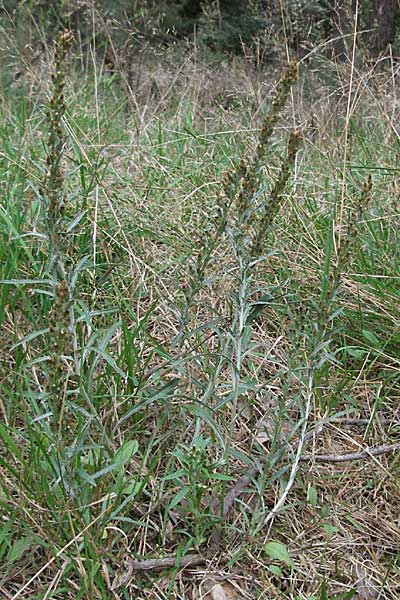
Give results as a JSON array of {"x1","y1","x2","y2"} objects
[{"x1": 0, "y1": 1, "x2": 399, "y2": 599}]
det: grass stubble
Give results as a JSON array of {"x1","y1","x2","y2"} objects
[{"x1": 0, "y1": 23, "x2": 399, "y2": 600}]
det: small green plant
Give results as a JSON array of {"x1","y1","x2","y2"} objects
[{"x1": 164, "y1": 436, "x2": 230, "y2": 547}]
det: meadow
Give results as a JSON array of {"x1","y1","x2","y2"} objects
[{"x1": 0, "y1": 25, "x2": 399, "y2": 600}]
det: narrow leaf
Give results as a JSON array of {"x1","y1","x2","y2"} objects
[{"x1": 168, "y1": 486, "x2": 190, "y2": 510}]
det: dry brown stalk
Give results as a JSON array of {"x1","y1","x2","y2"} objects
[{"x1": 299, "y1": 442, "x2": 400, "y2": 463}]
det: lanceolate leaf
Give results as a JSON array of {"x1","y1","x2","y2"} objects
[{"x1": 264, "y1": 541, "x2": 292, "y2": 567}]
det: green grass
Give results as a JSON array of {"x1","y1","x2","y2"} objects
[{"x1": 0, "y1": 31, "x2": 399, "y2": 600}]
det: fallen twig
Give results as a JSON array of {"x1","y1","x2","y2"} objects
[
  {"x1": 330, "y1": 417, "x2": 399, "y2": 427},
  {"x1": 111, "y1": 553, "x2": 209, "y2": 589},
  {"x1": 300, "y1": 442, "x2": 400, "y2": 463},
  {"x1": 128, "y1": 553, "x2": 207, "y2": 572},
  {"x1": 209, "y1": 463, "x2": 262, "y2": 550}
]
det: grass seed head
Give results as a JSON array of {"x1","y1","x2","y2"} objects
[
  {"x1": 257, "y1": 58, "x2": 297, "y2": 162},
  {"x1": 44, "y1": 30, "x2": 73, "y2": 275},
  {"x1": 252, "y1": 129, "x2": 302, "y2": 256}
]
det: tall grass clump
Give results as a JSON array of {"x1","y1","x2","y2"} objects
[
  {"x1": 260, "y1": 174, "x2": 375, "y2": 526},
  {"x1": 162, "y1": 60, "x2": 305, "y2": 539},
  {"x1": 0, "y1": 30, "x2": 144, "y2": 597},
  {"x1": 220, "y1": 61, "x2": 302, "y2": 444}
]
